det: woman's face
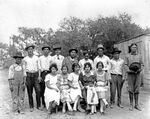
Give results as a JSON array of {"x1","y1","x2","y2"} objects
[
  {"x1": 62, "y1": 66, "x2": 68, "y2": 74},
  {"x1": 97, "y1": 63, "x2": 103, "y2": 71},
  {"x1": 51, "y1": 67, "x2": 57, "y2": 74},
  {"x1": 74, "y1": 65, "x2": 80, "y2": 72},
  {"x1": 131, "y1": 45, "x2": 137, "y2": 53},
  {"x1": 84, "y1": 65, "x2": 91, "y2": 73}
]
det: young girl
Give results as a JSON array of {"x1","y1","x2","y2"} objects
[
  {"x1": 79, "y1": 62, "x2": 98, "y2": 115},
  {"x1": 44, "y1": 63, "x2": 60, "y2": 114},
  {"x1": 68, "y1": 63, "x2": 82, "y2": 112},
  {"x1": 8, "y1": 52, "x2": 26, "y2": 114},
  {"x1": 58, "y1": 65, "x2": 72, "y2": 113},
  {"x1": 95, "y1": 61, "x2": 109, "y2": 115}
]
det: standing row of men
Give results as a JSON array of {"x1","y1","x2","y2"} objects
[{"x1": 9, "y1": 42, "x2": 142, "y2": 113}]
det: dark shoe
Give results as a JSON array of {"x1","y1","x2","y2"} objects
[
  {"x1": 117, "y1": 104, "x2": 124, "y2": 108},
  {"x1": 134, "y1": 105, "x2": 142, "y2": 111},
  {"x1": 30, "y1": 108, "x2": 34, "y2": 112},
  {"x1": 78, "y1": 106, "x2": 85, "y2": 112},
  {"x1": 110, "y1": 104, "x2": 114, "y2": 108},
  {"x1": 100, "y1": 111, "x2": 105, "y2": 115},
  {"x1": 129, "y1": 104, "x2": 133, "y2": 111}
]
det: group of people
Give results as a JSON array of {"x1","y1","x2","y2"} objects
[{"x1": 8, "y1": 43, "x2": 144, "y2": 115}]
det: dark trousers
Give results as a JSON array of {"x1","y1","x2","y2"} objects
[
  {"x1": 26, "y1": 72, "x2": 41, "y2": 109},
  {"x1": 110, "y1": 74, "x2": 124, "y2": 105},
  {"x1": 40, "y1": 71, "x2": 50, "y2": 107}
]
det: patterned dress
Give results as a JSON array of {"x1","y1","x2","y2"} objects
[{"x1": 58, "y1": 74, "x2": 72, "y2": 103}]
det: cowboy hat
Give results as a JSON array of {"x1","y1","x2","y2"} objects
[
  {"x1": 25, "y1": 44, "x2": 35, "y2": 51},
  {"x1": 53, "y1": 44, "x2": 62, "y2": 50},
  {"x1": 69, "y1": 48, "x2": 78, "y2": 53},
  {"x1": 97, "y1": 44, "x2": 105, "y2": 50},
  {"x1": 42, "y1": 45, "x2": 51, "y2": 50},
  {"x1": 13, "y1": 52, "x2": 24, "y2": 59},
  {"x1": 112, "y1": 47, "x2": 121, "y2": 54}
]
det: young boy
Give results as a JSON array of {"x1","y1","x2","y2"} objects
[{"x1": 8, "y1": 52, "x2": 26, "y2": 114}]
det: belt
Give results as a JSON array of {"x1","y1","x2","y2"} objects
[
  {"x1": 26, "y1": 71, "x2": 38, "y2": 74},
  {"x1": 111, "y1": 73, "x2": 122, "y2": 76}
]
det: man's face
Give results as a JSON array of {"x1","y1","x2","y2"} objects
[
  {"x1": 131, "y1": 45, "x2": 137, "y2": 53},
  {"x1": 113, "y1": 53, "x2": 119, "y2": 59},
  {"x1": 27, "y1": 47, "x2": 34, "y2": 55},
  {"x1": 84, "y1": 53, "x2": 89, "y2": 59},
  {"x1": 43, "y1": 48, "x2": 50, "y2": 55},
  {"x1": 55, "y1": 49, "x2": 61, "y2": 55},
  {"x1": 97, "y1": 48, "x2": 104, "y2": 56},
  {"x1": 70, "y1": 50, "x2": 77, "y2": 58},
  {"x1": 16, "y1": 58, "x2": 22, "y2": 64}
]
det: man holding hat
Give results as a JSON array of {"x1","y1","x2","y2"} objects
[
  {"x1": 109, "y1": 47, "x2": 126, "y2": 108},
  {"x1": 51, "y1": 44, "x2": 64, "y2": 74},
  {"x1": 62, "y1": 47, "x2": 78, "y2": 73},
  {"x1": 8, "y1": 52, "x2": 26, "y2": 114},
  {"x1": 23, "y1": 44, "x2": 41, "y2": 112},
  {"x1": 94, "y1": 44, "x2": 110, "y2": 71},
  {"x1": 38, "y1": 45, "x2": 52, "y2": 110}
]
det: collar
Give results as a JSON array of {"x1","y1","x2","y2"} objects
[{"x1": 82, "y1": 71, "x2": 94, "y2": 75}]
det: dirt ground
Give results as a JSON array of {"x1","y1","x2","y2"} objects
[{"x1": 0, "y1": 69, "x2": 150, "y2": 119}]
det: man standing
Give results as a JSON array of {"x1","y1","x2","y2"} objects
[
  {"x1": 94, "y1": 44, "x2": 110, "y2": 72},
  {"x1": 109, "y1": 48, "x2": 126, "y2": 108},
  {"x1": 38, "y1": 45, "x2": 52, "y2": 110},
  {"x1": 51, "y1": 44, "x2": 64, "y2": 74},
  {"x1": 62, "y1": 48, "x2": 78, "y2": 73},
  {"x1": 23, "y1": 44, "x2": 41, "y2": 112}
]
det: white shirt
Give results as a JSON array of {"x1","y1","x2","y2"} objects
[
  {"x1": 51, "y1": 55, "x2": 64, "y2": 73},
  {"x1": 94, "y1": 55, "x2": 110, "y2": 71},
  {"x1": 110, "y1": 58, "x2": 125, "y2": 75},
  {"x1": 8, "y1": 63, "x2": 26, "y2": 79},
  {"x1": 38, "y1": 55, "x2": 52, "y2": 71},
  {"x1": 23, "y1": 55, "x2": 39, "y2": 73},
  {"x1": 79, "y1": 59, "x2": 94, "y2": 72}
]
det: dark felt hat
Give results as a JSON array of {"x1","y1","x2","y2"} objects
[
  {"x1": 69, "y1": 48, "x2": 78, "y2": 53},
  {"x1": 13, "y1": 52, "x2": 24, "y2": 59},
  {"x1": 42, "y1": 45, "x2": 51, "y2": 50},
  {"x1": 112, "y1": 47, "x2": 121, "y2": 54},
  {"x1": 25, "y1": 44, "x2": 35, "y2": 51},
  {"x1": 53, "y1": 44, "x2": 62, "y2": 50}
]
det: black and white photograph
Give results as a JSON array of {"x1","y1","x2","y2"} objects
[{"x1": 0, "y1": 0, "x2": 150, "y2": 119}]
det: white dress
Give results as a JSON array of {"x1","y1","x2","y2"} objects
[
  {"x1": 44, "y1": 74, "x2": 60, "y2": 109},
  {"x1": 87, "y1": 86, "x2": 98, "y2": 105},
  {"x1": 68, "y1": 73, "x2": 82, "y2": 102}
]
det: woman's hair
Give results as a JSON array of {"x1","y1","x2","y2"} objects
[
  {"x1": 61, "y1": 64, "x2": 69, "y2": 71},
  {"x1": 84, "y1": 62, "x2": 92, "y2": 70},
  {"x1": 49, "y1": 63, "x2": 58, "y2": 73},
  {"x1": 72, "y1": 63, "x2": 80, "y2": 72},
  {"x1": 96, "y1": 61, "x2": 104, "y2": 69},
  {"x1": 128, "y1": 43, "x2": 138, "y2": 53}
]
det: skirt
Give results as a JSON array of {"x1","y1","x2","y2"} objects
[
  {"x1": 70, "y1": 87, "x2": 82, "y2": 102},
  {"x1": 44, "y1": 86, "x2": 60, "y2": 109}
]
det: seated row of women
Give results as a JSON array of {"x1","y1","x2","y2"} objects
[{"x1": 44, "y1": 61, "x2": 109, "y2": 115}]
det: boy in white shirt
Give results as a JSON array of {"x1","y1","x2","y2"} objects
[{"x1": 38, "y1": 45, "x2": 52, "y2": 109}]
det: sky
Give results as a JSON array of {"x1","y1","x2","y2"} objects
[{"x1": 0, "y1": 0, "x2": 150, "y2": 44}]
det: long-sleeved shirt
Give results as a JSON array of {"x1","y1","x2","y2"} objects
[
  {"x1": 38, "y1": 55, "x2": 52, "y2": 71},
  {"x1": 110, "y1": 58, "x2": 126, "y2": 78},
  {"x1": 23, "y1": 55, "x2": 39, "y2": 73}
]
